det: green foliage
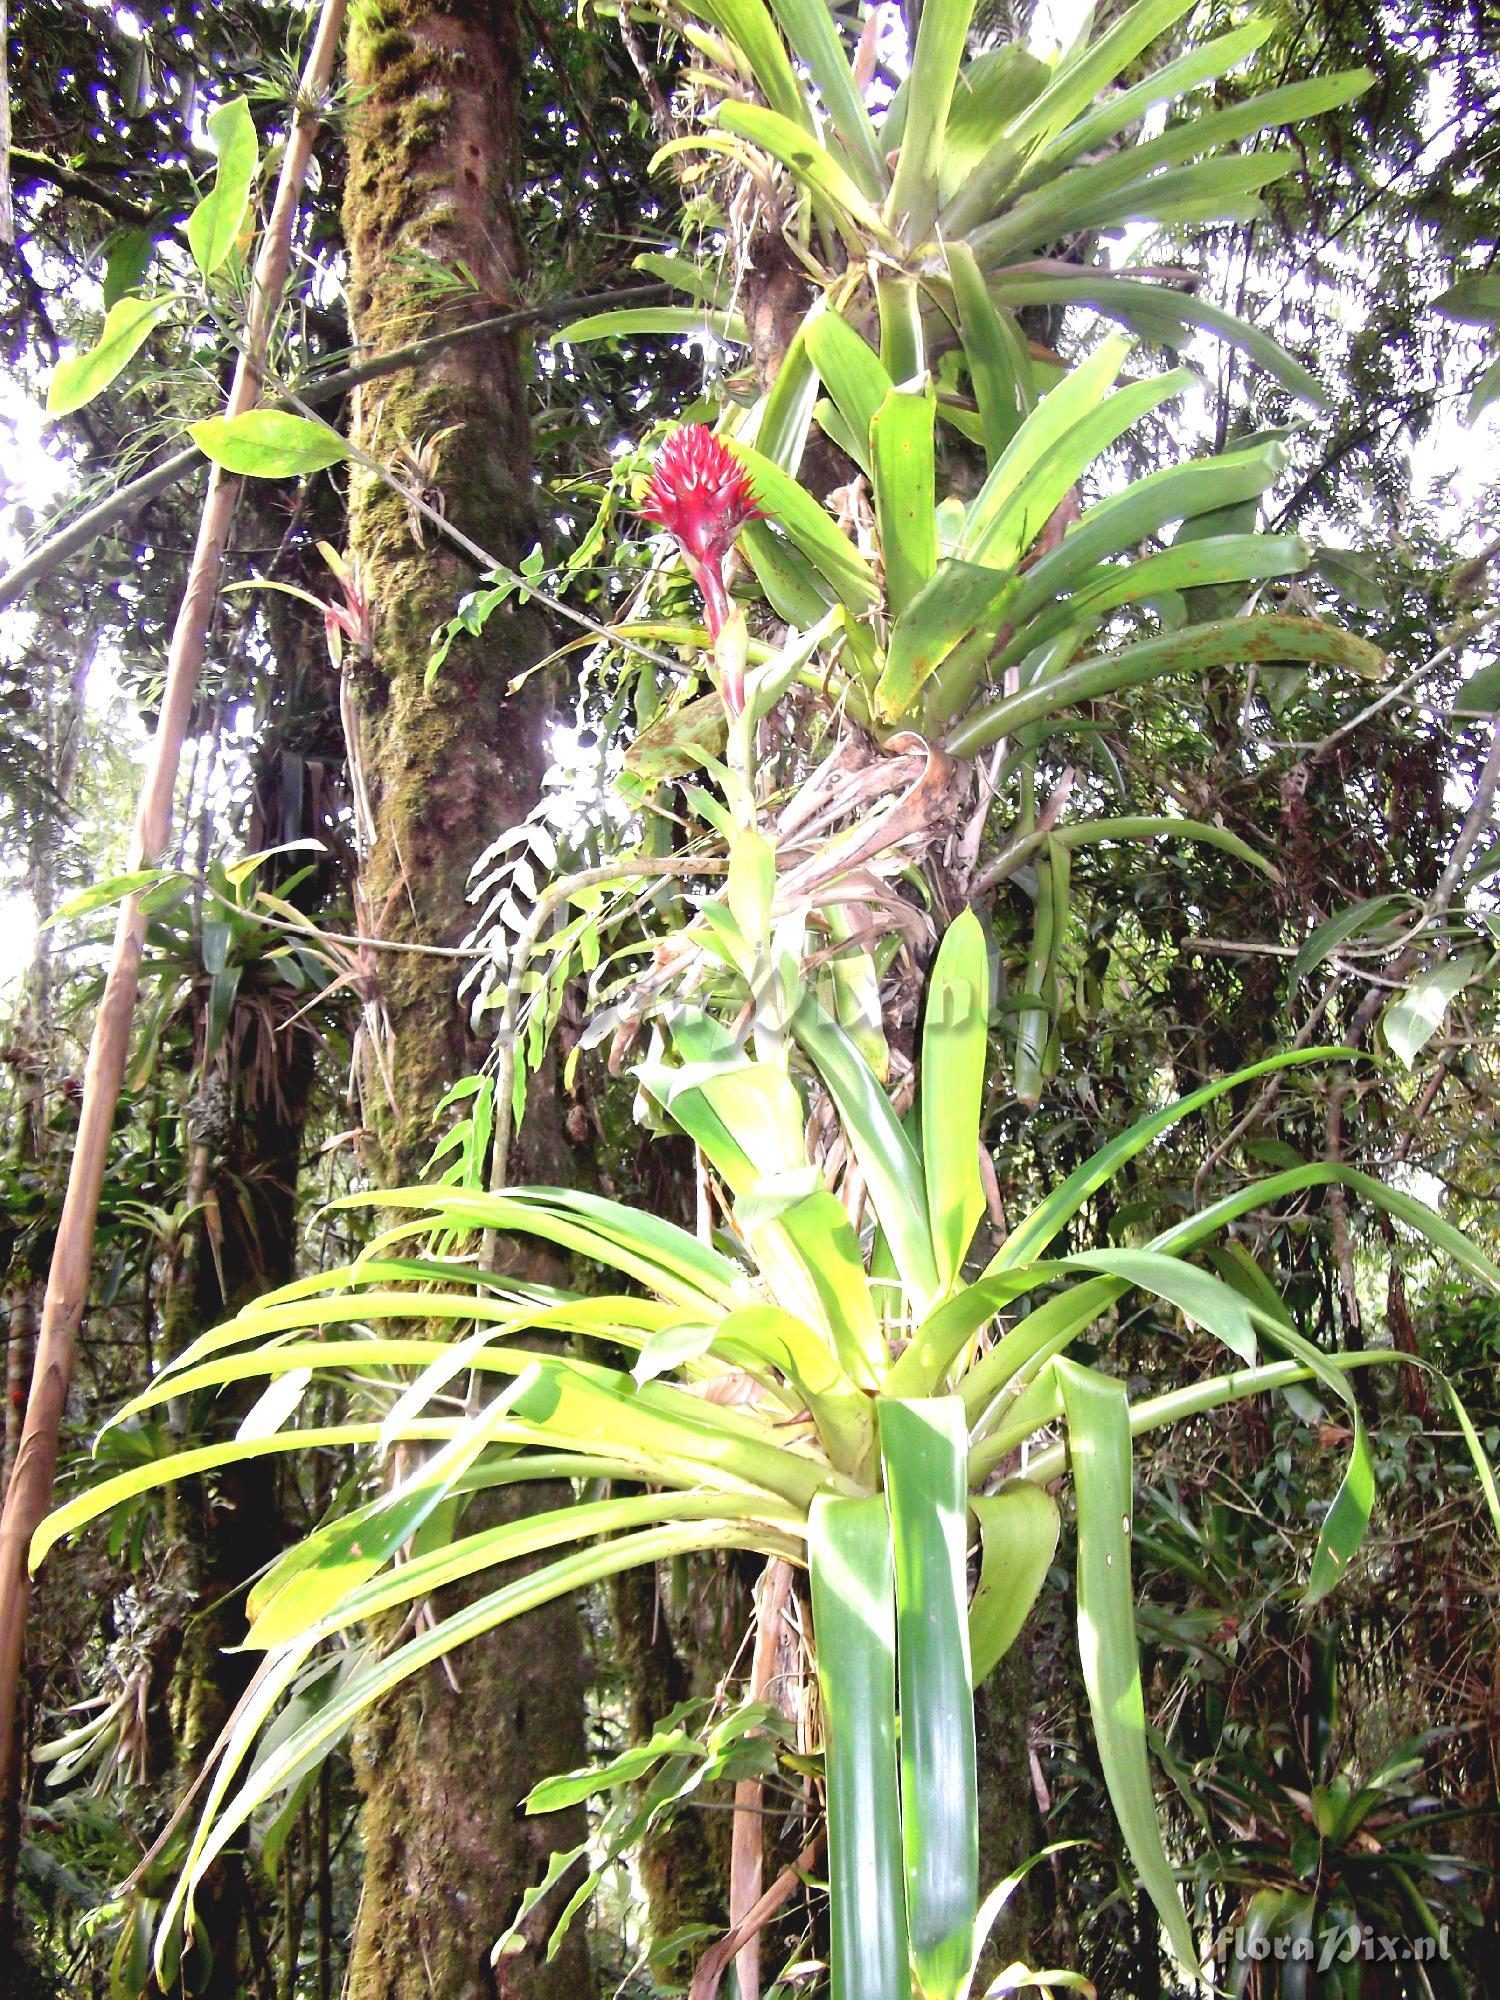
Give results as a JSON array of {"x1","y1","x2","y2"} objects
[
  {"x1": 38, "y1": 910, "x2": 1500, "y2": 1988},
  {"x1": 12, "y1": 0, "x2": 1500, "y2": 1992}
]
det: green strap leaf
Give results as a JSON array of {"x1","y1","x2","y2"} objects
[
  {"x1": 962, "y1": 1275, "x2": 1127, "y2": 1433},
  {"x1": 726, "y1": 438, "x2": 879, "y2": 612},
  {"x1": 186, "y1": 96, "x2": 259, "y2": 275},
  {"x1": 946, "y1": 614, "x2": 1388, "y2": 756},
  {"x1": 959, "y1": 334, "x2": 1132, "y2": 567},
  {"x1": 808, "y1": 1493, "x2": 909, "y2": 2000},
  {"x1": 753, "y1": 305, "x2": 822, "y2": 472},
  {"x1": 991, "y1": 272, "x2": 1331, "y2": 408},
  {"x1": 921, "y1": 909, "x2": 990, "y2": 1294},
  {"x1": 871, "y1": 386, "x2": 938, "y2": 620},
  {"x1": 685, "y1": 0, "x2": 816, "y2": 134},
  {"x1": 764, "y1": 0, "x2": 887, "y2": 197},
  {"x1": 969, "y1": 1482, "x2": 1060, "y2": 1685},
  {"x1": 793, "y1": 993, "x2": 940, "y2": 1311},
  {"x1": 991, "y1": 1045, "x2": 1349, "y2": 1273},
  {"x1": 548, "y1": 305, "x2": 749, "y2": 346},
  {"x1": 972, "y1": 153, "x2": 1294, "y2": 269},
  {"x1": 804, "y1": 313, "x2": 895, "y2": 477},
  {"x1": 1004, "y1": 0, "x2": 1199, "y2": 160},
  {"x1": 1246, "y1": 1311, "x2": 1375, "y2": 1605},
  {"x1": 990, "y1": 438, "x2": 1290, "y2": 630},
  {"x1": 885, "y1": 0, "x2": 978, "y2": 243},
  {"x1": 714, "y1": 101, "x2": 890, "y2": 241},
  {"x1": 746, "y1": 1189, "x2": 886, "y2": 1390},
  {"x1": 1289, "y1": 893, "x2": 1413, "y2": 986},
  {"x1": 945, "y1": 239, "x2": 1032, "y2": 464},
  {"x1": 879, "y1": 1397, "x2": 978, "y2": 2000},
  {"x1": 253, "y1": 1487, "x2": 800, "y2": 1650},
  {"x1": 876, "y1": 557, "x2": 1020, "y2": 724},
  {"x1": 1001, "y1": 536, "x2": 1311, "y2": 669},
  {"x1": 938, "y1": 44, "x2": 1050, "y2": 212},
  {"x1": 242, "y1": 1378, "x2": 543, "y2": 1646},
  {"x1": 1030, "y1": 19, "x2": 1276, "y2": 174},
  {"x1": 164, "y1": 1522, "x2": 800, "y2": 1960},
  {"x1": 31, "y1": 1425, "x2": 442, "y2": 1572},
  {"x1": 1056, "y1": 815, "x2": 1278, "y2": 882},
  {"x1": 1063, "y1": 1247, "x2": 1259, "y2": 1365},
  {"x1": 1056, "y1": 1359, "x2": 1198, "y2": 1975},
  {"x1": 348, "y1": 1182, "x2": 741, "y2": 1308}
]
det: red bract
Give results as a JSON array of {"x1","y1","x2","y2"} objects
[
  {"x1": 641, "y1": 424, "x2": 762, "y2": 567},
  {"x1": 640, "y1": 426, "x2": 763, "y2": 683}
]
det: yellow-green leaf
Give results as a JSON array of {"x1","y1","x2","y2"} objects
[
  {"x1": 187, "y1": 97, "x2": 259, "y2": 275},
  {"x1": 47, "y1": 296, "x2": 172, "y2": 416},
  {"x1": 188, "y1": 410, "x2": 350, "y2": 478}
]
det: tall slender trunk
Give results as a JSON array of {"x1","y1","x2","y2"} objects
[
  {"x1": 0, "y1": 636, "x2": 91, "y2": 1969},
  {"x1": 340, "y1": 6, "x2": 589, "y2": 1995}
]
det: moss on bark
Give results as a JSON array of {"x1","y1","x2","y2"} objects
[{"x1": 341, "y1": 6, "x2": 591, "y2": 1995}]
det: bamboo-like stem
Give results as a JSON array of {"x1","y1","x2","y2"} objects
[{"x1": 0, "y1": 0, "x2": 349, "y2": 1895}]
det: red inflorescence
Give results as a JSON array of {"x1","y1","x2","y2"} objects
[
  {"x1": 640, "y1": 426, "x2": 763, "y2": 669},
  {"x1": 640, "y1": 423, "x2": 762, "y2": 566}
]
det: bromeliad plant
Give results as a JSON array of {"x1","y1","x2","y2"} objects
[
  {"x1": 34, "y1": 913, "x2": 1500, "y2": 1993},
  {"x1": 470, "y1": 0, "x2": 1389, "y2": 1118}
]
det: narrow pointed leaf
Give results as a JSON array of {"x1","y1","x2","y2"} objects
[
  {"x1": 969, "y1": 1483, "x2": 1060, "y2": 1685},
  {"x1": 168, "y1": 1524, "x2": 801, "y2": 1949},
  {"x1": 946, "y1": 239, "x2": 1031, "y2": 463},
  {"x1": 726, "y1": 439, "x2": 879, "y2": 611},
  {"x1": 549, "y1": 305, "x2": 749, "y2": 346},
  {"x1": 1032, "y1": 19, "x2": 1276, "y2": 173},
  {"x1": 715, "y1": 101, "x2": 890, "y2": 239},
  {"x1": 805, "y1": 314, "x2": 894, "y2": 476},
  {"x1": 880, "y1": 1397, "x2": 977, "y2": 2000},
  {"x1": 764, "y1": 0, "x2": 887, "y2": 195},
  {"x1": 686, "y1": 0, "x2": 814, "y2": 133},
  {"x1": 990, "y1": 1046, "x2": 1349, "y2": 1273},
  {"x1": 793, "y1": 994, "x2": 940, "y2": 1310},
  {"x1": 991, "y1": 273, "x2": 1330, "y2": 407},
  {"x1": 1057, "y1": 1359, "x2": 1197, "y2": 1973},
  {"x1": 921, "y1": 909, "x2": 990, "y2": 1292},
  {"x1": 1004, "y1": 0, "x2": 1199, "y2": 159},
  {"x1": 885, "y1": 0, "x2": 977, "y2": 241},
  {"x1": 809, "y1": 1493, "x2": 908, "y2": 2000},
  {"x1": 1063, "y1": 1248, "x2": 1258, "y2": 1365},
  {"x1": 946, "y1": 616, "x2": 1387, "y2": 756}
]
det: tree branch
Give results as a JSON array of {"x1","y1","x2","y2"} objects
[{"x1": 0, "y1": 280, "x2": 670, "y2": 613}]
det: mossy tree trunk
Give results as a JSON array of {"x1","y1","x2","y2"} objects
[{"x1": 340, "y1": 7, "x2": 590, "y2": 1997}]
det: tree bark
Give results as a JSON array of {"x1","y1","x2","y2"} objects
[{"x1": 340, "y1": 6, "x2": 590, "y2": 1995}]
